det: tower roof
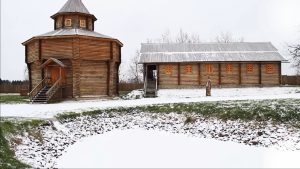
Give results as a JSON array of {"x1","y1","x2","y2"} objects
[
  {"x1": 51, "y1": 0, "x2": 96, "y2": 20},
  {"x1": 58, "y1": 0, "x2": 90, "y2": 14}
]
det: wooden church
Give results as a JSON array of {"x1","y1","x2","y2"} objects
[
  {"x1": 139, "y1": 43, "x2": 286, "y2": 97},
  {"x1": 23, "y1": 0, "x2": 122, "y2": 103}
]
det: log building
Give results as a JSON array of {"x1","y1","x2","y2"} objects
[
  {"x1": 139, "y1": 43, "x2": 286, "y2": 97},
  {"x1": 23, "y1": 0, "x2": 122, "y2": 103}
]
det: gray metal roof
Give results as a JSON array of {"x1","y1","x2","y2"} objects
[
  {"x1": 37, "y1": 28, "x2": 114, "y2": 39},
  {"x1": 139, "y1": 42, "x2": 286, "y2": 63},
  {"x1": 58, "y1": 0, "x2": 90, "y2": 14}
]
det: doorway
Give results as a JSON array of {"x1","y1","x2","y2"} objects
[{"x1": 146, "y1": 65, "x2": 157, "y2": 90}]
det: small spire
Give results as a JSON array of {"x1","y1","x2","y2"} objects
[{"x1": 58, "y1": 0, "x2": 90, "y2": 14}]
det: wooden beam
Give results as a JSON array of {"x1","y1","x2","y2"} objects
[
  {"x1": 178, "y1": 63, "x2": 181, "y2": 85},
  {"x1": 218, "y1": 63, "x2": 221, "y2": 85},
  {"x1": 259, "y1": 62, "x2": 262, "y2": 85},
  {"x1": 119, "y1": 45, "x2": 122, "y2": 63},
  {"x1": 38, "y1": 39, "x2": 42, "y2": 60},
  {"x1": 110, "y1": 42, "x2": 113, "y2": 60},
  {"x1": 239, "y1": 63, "x2": 242, "y2": 85},
  {"x1": 198, "y1": 63, "x2": 201, "y2": 86},
  {"x1": 116, "y1": 63, "x2": 120, "y2": 95},
  {"x1": 54, "y1": 18, "x2": 57, "y2": 30},
  {"x1": 62, "y1": 15, "x2": 65, "y2": 28},
  {"x1": 157, "y1": 64, "x2": 160, "y2": 87},
  {"x1": 279, "y1": 62, "x2": 282, "y2": 85},
  {"x1": 25, "y1": 45, "x2": 28, "y2": 63},
  {"x1": 107, "y1": 61, "x2": 111, "y2": 96},
  {"x1": 27, "y1": 63, "x2": 32, "y2": 91}
]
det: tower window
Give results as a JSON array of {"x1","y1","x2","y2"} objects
[
  {"x1": 80, "y1": 20, "x2": 86, "y2": 28},
  {"x1": 65, "y1": 19, "x2": 72, "y2": 27}
]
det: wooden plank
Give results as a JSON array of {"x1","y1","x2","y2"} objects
[
  {"x1": 25, "y1": 45, "x2": 28, "y2": 63},
  {"x1": 259, "y1": 62, "x2": 262, "y2": 84},
  {"x1": 157, "y1": 64, "x2": 160, "y2": 86},
  {"x1": 239, "y1": 63, "x2": 242, "y2": 84},
  {"x1": 54, "y1": 18, "x2": 57, "y2": 30},
  {"x1": 62, "y1": 15, "x2": 65, "y2": 28},
  {"x1": 107, "y1": 61, "x2": 110, "y2": 96},
  {"x1": 110, "y1": 42, "x2": 113, "y2": 60},
  {"x1": 178, "y1": 63, "x2": 180, "y2": 85},
  {"x1": 218, "y1": 63, "x2": 221, "y2": 85},
  {"x1": 279, "y1": 62, "x2": 282, "y2": 84},
  {"x1": 38, "y1": 40, "x2": 42, "y2": 60},
  {"x1": 198, "y1": 63, "x2": 201, "y2": 85}
]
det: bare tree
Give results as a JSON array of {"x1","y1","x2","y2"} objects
[
  {"x1": 289, "y1": 44, "x2": 300, "y2": 74},
  {"x1": 160, "y1": 29, "x2": 172, "y2": 43},
  {"x1": 175, "y1": 29, "x2": 190, "y2": 43},
  {"x1": 215, "y1": 31, "x2": 244, "y2": 43},
  {"x1": 128, "y1": 50, "x2": 143, "y2": 83}
]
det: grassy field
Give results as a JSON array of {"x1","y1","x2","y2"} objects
[
  {"x1": 0, "y1": 119, "x2": 49, "y2": 169},
  {"x1": 0, "y1": 95, "x2": 28, "y2": 103},
  {"x1": 56, "y1": 99, "x2": 300, "y2": 127}
]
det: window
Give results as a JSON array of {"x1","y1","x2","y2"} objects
[
  {"x1": 266, "y1": 64, "x2": 274, "y2": 74},
  {"x1": 247, "y1": 64, "x2": 253, "y2": 73},
  {"x1": 205, "y1": 64, "x2": 213, "y2": 73},
  {"x1": 65, "y1": 19, "x2": 72, "y2": 27},
  {"x1": 164, "y1": 65, "x2": 173, "y2": 74},
  {"x1": 185, "y1": 65, "x2": 193, "y2": 73},
  {"x1": 226, "y1": 64, "x2": 233, "y2": 73},
  {"x1": 80, "y1": 20, "x2": 86, "y2": 28}
]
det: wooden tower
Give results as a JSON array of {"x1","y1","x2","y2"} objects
[{"x1": 23, "y1": 0, "x2": 122, "y2": 103}]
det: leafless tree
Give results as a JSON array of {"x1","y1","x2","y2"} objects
[
  {"x1": 128, "y1": 50, "x2": 143, "y2": 83},
  {"x1": 215, "y1": 31, "x2": 244, "y2": 43},
  {"x1": 289, "y1": 44, "x2": 300, "y2": 74}
]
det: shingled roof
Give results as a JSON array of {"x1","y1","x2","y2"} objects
[{"x1": 139, "y1": 42, "x2": 286, "y2": 63}]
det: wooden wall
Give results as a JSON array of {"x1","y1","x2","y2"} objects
[
  {"x1": 261, "y1": 62, "x2": 280, "y2": 85},
  {"x1": 155, "y1": 62, "x2": 281, "y2": 89},
  {"x1": 158, "y1": 64, "x2": 179, "y2": 88},
  {"x1": 241, "y1": 63, "x2": 259, "y2": 84},
  {"x1": 221, "y1": 63, "x2": 239, "y2": 85},
  {"x1": 180, "y1": 64, "x2": 199, "y2": 86},
  {"x1": 26, "y1": 37, "x2": 122, "y2": 98},
  {"x1": 200, "y1": 63, "x2": 219, "y2": 86},
  {"x1": 80, "y1": 60, "x2": 108, "y2": 96},
  {"x1": 79, "y1": 39, "x2": 110, "y2": 60},
  {"x1": 29, "y1": 61, "x2": 42, "y2": 89},
  {"x1": 41, "y1": 39, "x2": 73, "y2": 59}
]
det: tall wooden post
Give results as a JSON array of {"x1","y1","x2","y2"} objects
[
  {"x1": 107, "y1": 61, "x2": 111, "y2": 96},
  {"x1": 279, "y1": 62, "x2": 282, "y2": 85},
  {"x1": 259, "y1": 62, "x2": 262, "y2": 85},
  {"x1": 239, "y1": 63, "x2": 242, "y2": 85},
  {"x1": 178, "y1": 63, "x2": 181, "y2": 86},
  {"x1": 218, "y1": 63, "x2": 221, "y2": 86},
  {"x1": 157, "y1": 64, "x2": 160, "y2": 87},
  {"x1": 198, "y1": 63, "x2": 201, "y2": 86}
]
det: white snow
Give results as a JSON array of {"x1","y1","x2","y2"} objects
[
  {"x1": 56, "y1": 129, "x2": 300, "y2": 168},
  {"x1": 1, "y1": 87, "x2": 299, "y2": 118}
]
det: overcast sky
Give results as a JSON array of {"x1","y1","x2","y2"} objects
[{"x1": 1, "y1": 0, "x2": 300, "y2": 80}]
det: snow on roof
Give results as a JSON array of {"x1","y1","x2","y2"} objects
[
  {"x1": 139, "y1": 42, "x2": 286, "y2": 63},
  {"x1": 37, "y1": 28, "x2": 114, "y2": 39}
]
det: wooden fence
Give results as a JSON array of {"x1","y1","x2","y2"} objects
[{"x1": 282, "y1": 75, "x2": 300, "y2": 85}]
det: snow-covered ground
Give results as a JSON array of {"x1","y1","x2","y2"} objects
[
  {"x1": 56, "y1": 129, "x2": 300, "y2": 168},
  {"x1": 1, "y1": 87, "x2": 300, "y2": 118},
  {"x1": 11, "y1": 112, "x2": 300, "y2": 168}
]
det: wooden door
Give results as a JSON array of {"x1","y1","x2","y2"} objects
[{"x1": 50, "y1": 67, "x2": 60, "y2": 85}]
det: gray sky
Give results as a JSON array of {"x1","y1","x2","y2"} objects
[{"x1": 1, "y1": 0, "x2": 300, "y2": 80}]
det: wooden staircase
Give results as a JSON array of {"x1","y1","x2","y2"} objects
[
  {"x1": 29, "y1": 77, "x2": 62, "y2": 103},
  {"x1": 31, "y1": 86, "x2": 51, "y2": 103}
]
